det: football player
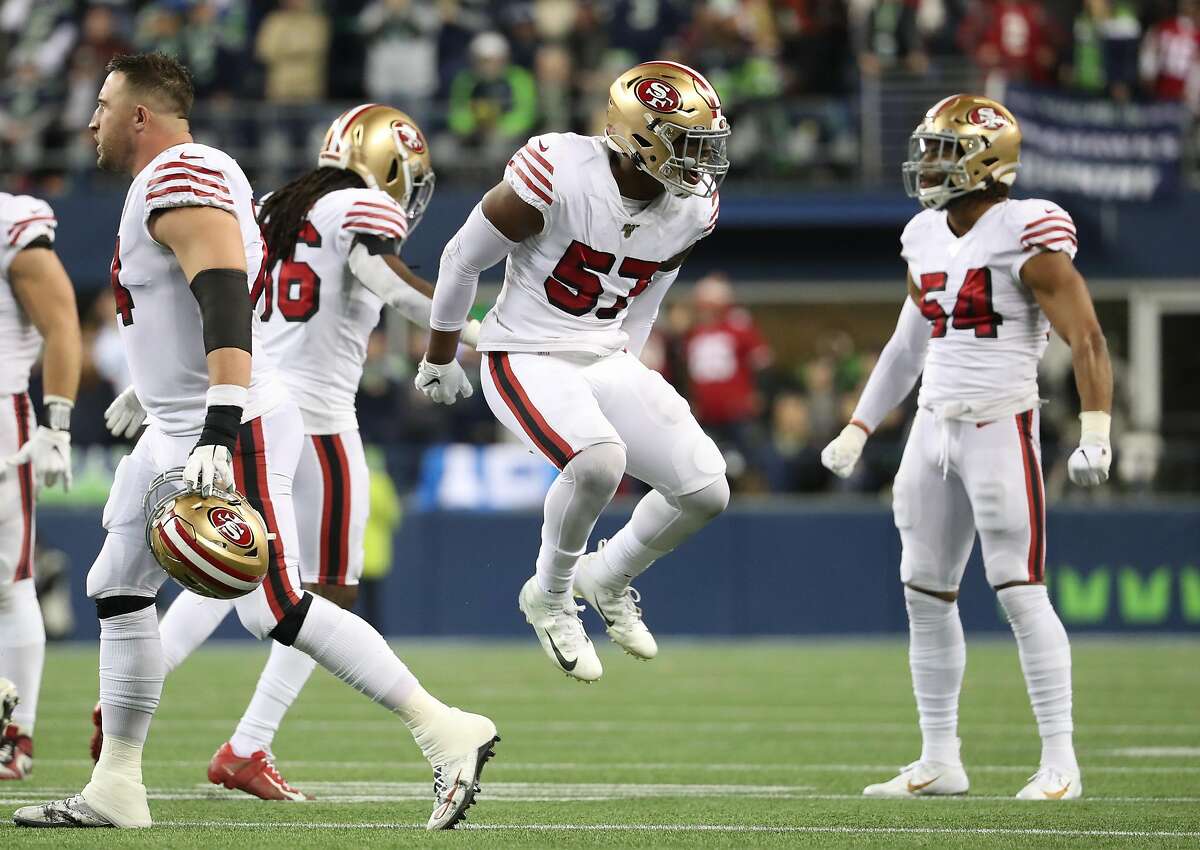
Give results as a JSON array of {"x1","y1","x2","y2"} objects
[
  {"x1": 102, "y1": 105, "x2": 477, "y2": 800},
  {"x1": 416, "y1": 62, "x2": 731, "y2": 683},
  {"x1": 15, "y1": 54, "x2": 496, "y2": 830},
  {"x1": 821, "y1": 95, "x2": 1112, "y2": 801},
  {"x1": 0, "y1": 193, "x2": 82, "y2": 779}
]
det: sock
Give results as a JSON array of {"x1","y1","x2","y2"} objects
[
  {"x1": 534, "y1": 444, "x2": 625, "y2": 595},
  {"x1": 97, "y1": 606, "x2": 164, "y2": 747},
  {"x1": 905, "y1": 586, "x2": 966, "y2": 766},
  {"x1": 997, "y1": 584, "x2": 1078, "y2": 773},
  {"x1": 229, "y1": 641, "x2": 316, "y2": 757},
  {"x1": 0, "y1": 579, "x2": 45, "y2": 732},
  {"x1": 596, "y1": 478, "x2": 729, "y2": 591},
  {"x1": 292, "y1": 594, "x2": 419, "y2": 710},
  {"x1": 158, "y1": 592, "x2": 235, "y2": 674}
]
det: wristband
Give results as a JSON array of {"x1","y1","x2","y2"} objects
[
  {"x1": 43, "y1": 394, "x2": 74, "y2": 432},
  {"x1": 849, "y1": 419, "x2": 871, "y2": 437},
  {"x1": 198, "y1": 405, "x2": 242, "y2": 452},
  {"x1": 206, "y1": 384, "x2": 248, "y2": 409},
  {"x1": 1079, "y1": 410, "x2": 1111, "y2": 441}
]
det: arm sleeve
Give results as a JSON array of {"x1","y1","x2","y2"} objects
[
  {"x1": 0, "y1": 196, "x2": 56, "y2": 277},
  {"x1": 347, "y1": 241, "x2": 431, "y2": 327},
  {"x1": 143, "y1": 150, "x2": 236, "y2": 222},
  {"x1": 623, "y1": 266, "x2": 679, "y2": 358},
  {"x1": 429, "y1": 203, "x2": 518, "y2": 332},
  {"x1": 850, "y1": 297, "x2": 929, "y2": 432}
]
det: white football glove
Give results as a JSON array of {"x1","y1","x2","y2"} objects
[
  {"x1": 1068, "y1": 411, "x2": 1112, "y2": 487},
  {"x1": 4, "y1": 426, "x2": 72, "y2": 491},
  {"x1": 183, "y1": 444, "x2": 234, "y2": 497},
  {"x1": 821, "y1": 423, "x2": 869, "y2": 479},
  {"x1": 415, "y1": 357, "x2": 474, "y2": 405},
  {"x1": 105, "y1": 385, "x2": 146, "y2": 439},
  {"x1": 460, "y1": 319, "x2": 482, "y2": 349}
]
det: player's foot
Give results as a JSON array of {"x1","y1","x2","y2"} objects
[
  {"x1": 573, "y1": 551, "x2": 657, "y2": 660},
  {"x1": 409, "y1": 707, "x2": 499, "y2": 830},
  {"x1": 207, "y1": 742, "x2": 313, "y2": 801},
  {"x1": 13, "y1": 795, "x2": 115, "y2": 828},
  {"x1": 862, "y1": 760, "x2": 970, "y2": 797},
  {"x1": 1015, "y1": 766, "x2": 1082, "y2": 800},
  {"x1": 0, "y1": 724, "x2": 33, "y2": 780},
  {"x1": 0, "y1": 678, "x2": 17, "y2": 729},
  {"x1": 518, "y1": 576, "x2": 602, "y2": 682},
  {"x1": 89, "y1": 702, "x2": 103, "y2": 764}
]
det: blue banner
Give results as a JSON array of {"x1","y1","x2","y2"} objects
[{"x1": 1005, "y1": 86, "x2": 1186, "y2": 201}]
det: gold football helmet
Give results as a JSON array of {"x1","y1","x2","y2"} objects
[
  {"x1": 605, "y1": 61, "x2": 730, "y2": 198},
  {"x1": 902, "y1": 94, "x2": 1021, "y2": 210},
  {"x1": 144, "y1": 470, "x2": 271, "y2": 600},
  {"x1": 318, "y1": 104, "x2": 436, "y2": 229}
]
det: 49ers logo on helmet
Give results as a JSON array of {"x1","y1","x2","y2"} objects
[
  {"x1": 393, "y1": 121, "x2": 426, "y2": 154},
  {"x1": 634, "y1": 78, "x2": 683, "y2": 113},
  {"x1": 966, "y1": 106, "x2": 1009, "y2": 130},
  {"x1": 208, "y1": 507, "x2": 253, "y2": 548}
]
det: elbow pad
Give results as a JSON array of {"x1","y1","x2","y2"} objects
[{"x1": 191, "y1": 268, "x2": 252, "y2": 354}]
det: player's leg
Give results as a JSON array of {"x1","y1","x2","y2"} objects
[
  {"x1": 481, "y1": 351, "x2": 623, "y2": 682},
  {"x1": 228, "y1": 406, "x2": 498, "y2": 829},
  {"x1": 864, "y1": 411, "x2": 975, "y2": 798},
  {"x1": 966, "y1": 409, "x2": 1079, "y2": 800},
  {"x1": 0, "y1": 393, "x2": 42, "y2": 780},
  {"x1": 158, "y1": 593, "x2": 235, "y2": 674},
  {"x1": 574, "y1": 352, "x2": 729, "y2": 659}
]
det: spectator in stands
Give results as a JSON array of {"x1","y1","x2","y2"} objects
[
  {"x1": 801, "y1": 355, "x2": 841, "y2": 441},
  {"x1": 683, "y1": 273, "x2": 773, "y2": 480},
  {"x1": 133, "y1": 1, "x2": 185, "y2": 57},
  {"x1": 0, "y1": 61, "x2": 62, "y2": 178},
  {"x1": 1, "y1": 0, "x2": 77, "y2": 77},
  {"x1": 775, "y1": 0, "x2": 851, "y2": 95},
  {"x1": 255, "y1": 0, "x2": 331, "y2": 103},
  {"x1": 958, "y1": 0, "x2": 1061, "y2": 87},
  {"x1": 1141, "y1": 0, "x2": 1200, "y2": 109},
  {"x1": 358, "y1": 0, "x2": 441, "y2": 126},
  {"x1": 759, "y1": 391, "x2": 830, "y2": 492},
  {"x1": 448, "y1": 31, "x2": 537, "y2": 156},
  {"x1": 851, "y1": 0, "x2": 939, "y2": 77},
  {"x1": 607, "y1": 0, "x2": 689, "y2": 63},
  {"x1": 1067, "y1": 0, "x2": 1141, "y2": 100}
]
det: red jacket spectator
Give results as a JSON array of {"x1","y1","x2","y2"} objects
[
  {"x1": 959, "y1": 0, "x2": 1060, "y2": 85},
  {"x1": 683, "y1": 275, "x2": 772, "y2": 427},
  {"x1": 1141, "y1": 2, "x2": 1200, "y2": 104}
]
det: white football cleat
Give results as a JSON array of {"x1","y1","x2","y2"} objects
[
  {"x1": 573, "y1": 552, "x2": 657, "y2": 660},
  {"x1": 409, "y1": 708, "x2": 499, "y2": 830},
  {"x1": 518, "y1": 576, "x2": 602, "y2": 682},
  {"x1": 862, "y1": 760, "x2": 970, "y2": 798},
  {"x1": 1015, "y1": 767, "x2": 1082, "y2": 800},
  {"x1": 13, "y1": 795, "x2": 116, "y2": 828}
]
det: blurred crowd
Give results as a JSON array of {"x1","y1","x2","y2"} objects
[{"x1": 3, "y1": 0, "x2": 1200, "y2": 189}]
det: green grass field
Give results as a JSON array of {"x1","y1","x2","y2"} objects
[{"x1": 1, "y1": 638, "x2": 1197, "y2": 848}]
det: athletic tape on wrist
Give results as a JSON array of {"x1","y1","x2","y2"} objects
[
  {"x1": 1079, "y1": 410, "x2": 1111, "y2": 441},
  {"x1": 43, "y1": 394, "x2": 74, "y2": 431}
]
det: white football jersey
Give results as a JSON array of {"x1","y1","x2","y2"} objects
[
  {"x1": 901, "y1": 198, "x2": 1077, "y2": 410},
  {"x1": 256, "y1": 187, "x2": 408, "y2": 434},
  {"x1": 477, "y1": 133, "x2": 718, "y2": 355},
  {"x1": 112, "y1": 142, "x2": 286, "y2": 436},
  {"x1": 0, "y1": 194, "x2": 56, "y2": 395}
]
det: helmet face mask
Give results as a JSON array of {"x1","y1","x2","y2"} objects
[{"x1": 655, "y1": 121, "x2": 730, "y2": 198}]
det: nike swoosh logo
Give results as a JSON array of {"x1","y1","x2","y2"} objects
[
  {"x1": 543, "y1": 630, "x2": 577, "y2": 671},
  {"x1": 1044, "y1": 782, "x2": 1071, "y2": 800},
  {"x1": 538, "y1": 141, "x2": 549, "y2": 152},
  {"x1": 180, "y1": 152, "x2": 203, "y2": 160},
  {"x1": 422, "y1": 378, "x2": 441, "y2": 387},
  {"x1": 907, "y1": 775, "x2": 940, "y2": 793},
  {"x1": 593, "y1": 598, "x2": 615, "y2": 628}
]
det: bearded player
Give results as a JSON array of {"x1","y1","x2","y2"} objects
[
  {"x1": 821, "y1": 95, "x2": 1112, "y2": 801},
  {"x1": 100, "y1": 105, "x2": 479, "y2": 800},
  {"x1": 416, "y1": 62, "x2": 730, "y2": 683},
  {"x1": 0, "y1": 193, "x2": 82, "y2": 779},
  {"x1": 15, "y1": 54, "x2": 497, "y2": 829}
]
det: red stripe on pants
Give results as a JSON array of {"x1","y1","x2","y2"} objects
[{"x1": 13, "y1": 394, "x2": 33, "y2": 581}]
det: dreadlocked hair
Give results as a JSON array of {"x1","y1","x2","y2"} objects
[{"x1": 258, "y1": 167, "x2": 365, "y2": 269}]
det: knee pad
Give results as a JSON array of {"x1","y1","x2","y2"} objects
[
  {"x1": 676, "y1": 475, "x2": 730, "y2": 524},
  {"x1": 564, "y1": 442, "x2": 627, "y2": 501}
]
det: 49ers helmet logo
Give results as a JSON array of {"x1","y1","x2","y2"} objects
[
  {"x1": 634, "y1": 79, "x2": 683, "y2": 113},
  {"x1": 393, "y1": 121, "x2": 426, "y2": 154},
  {"x1": 208, "y1": 507, "x2": 253, "y2": 548},
  {"x1": 966, "y1": 106, "x2": 1009, "y2": 130}
]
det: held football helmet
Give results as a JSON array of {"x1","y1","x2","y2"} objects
[
  {"x1": 902, "y1": 94, "x2": 1021, "y2": 210},
  {"x1": 144, "y1": 469, "x2": 271, "y2": 600},
  {"x1": 605, "y1": 61, "x2": 730, "y2": 199},
  {"x1": 318, "y1": 104, "x2": 436, "y2": 230}
]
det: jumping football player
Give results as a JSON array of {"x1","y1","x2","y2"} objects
[
  {"x1": 0, "y1": 193, "x2": 82, "y2": 779},
  {"x1": 15, "y1": 54, "x2": 496, "y2": 829},
  {"x1": 416, "y1": 61, "x2": 731, "y2": 683},
  {"x1": 101, "y1": 104, "x2": 478, "y2": 800},
  {"x1": 821, "y1": 95, "x2": 1112, "y2": 800}
]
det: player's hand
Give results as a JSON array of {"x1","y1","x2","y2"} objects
[
  {"x1": 415, "y1": 357, "x2": 474, "y2": 405},
  {"x1": 821, "y1": 423, "x2": 869, "y2": 479},
  {"x1": 460, "y1": 319, "x2": 482, "y2": 349},
  {"x1": 1068, "y1": 435, "x2": 1111, "y2": 486},
  {"x1": 183, "y1": 444, "x2": 234, "y2": 497},
  {"x1": 4, "y1": 426, "x2": 72, "y2": 491},
  {"x1": 105, "y1": 386, "x2": 147, "y2": 439}
]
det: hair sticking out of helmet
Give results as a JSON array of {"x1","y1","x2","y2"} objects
[
  {"x1": 901, "y1": 94, "x2": 1021, "y2": 210},
  {"x1": 604, "y1": 61, "x2": 731, "y2": 198}
]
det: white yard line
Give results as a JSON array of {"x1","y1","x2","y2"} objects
[{"x1": 1101, "y1": 747, "x2": 1200, "y2": 758}]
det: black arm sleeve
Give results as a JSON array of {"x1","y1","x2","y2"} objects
[
  {"x1": 191, "y1": 268, "x2": 252, "y2": 354},
  {"x1": 20, "y1": 235, "x2": 53, "y2": 251}
]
